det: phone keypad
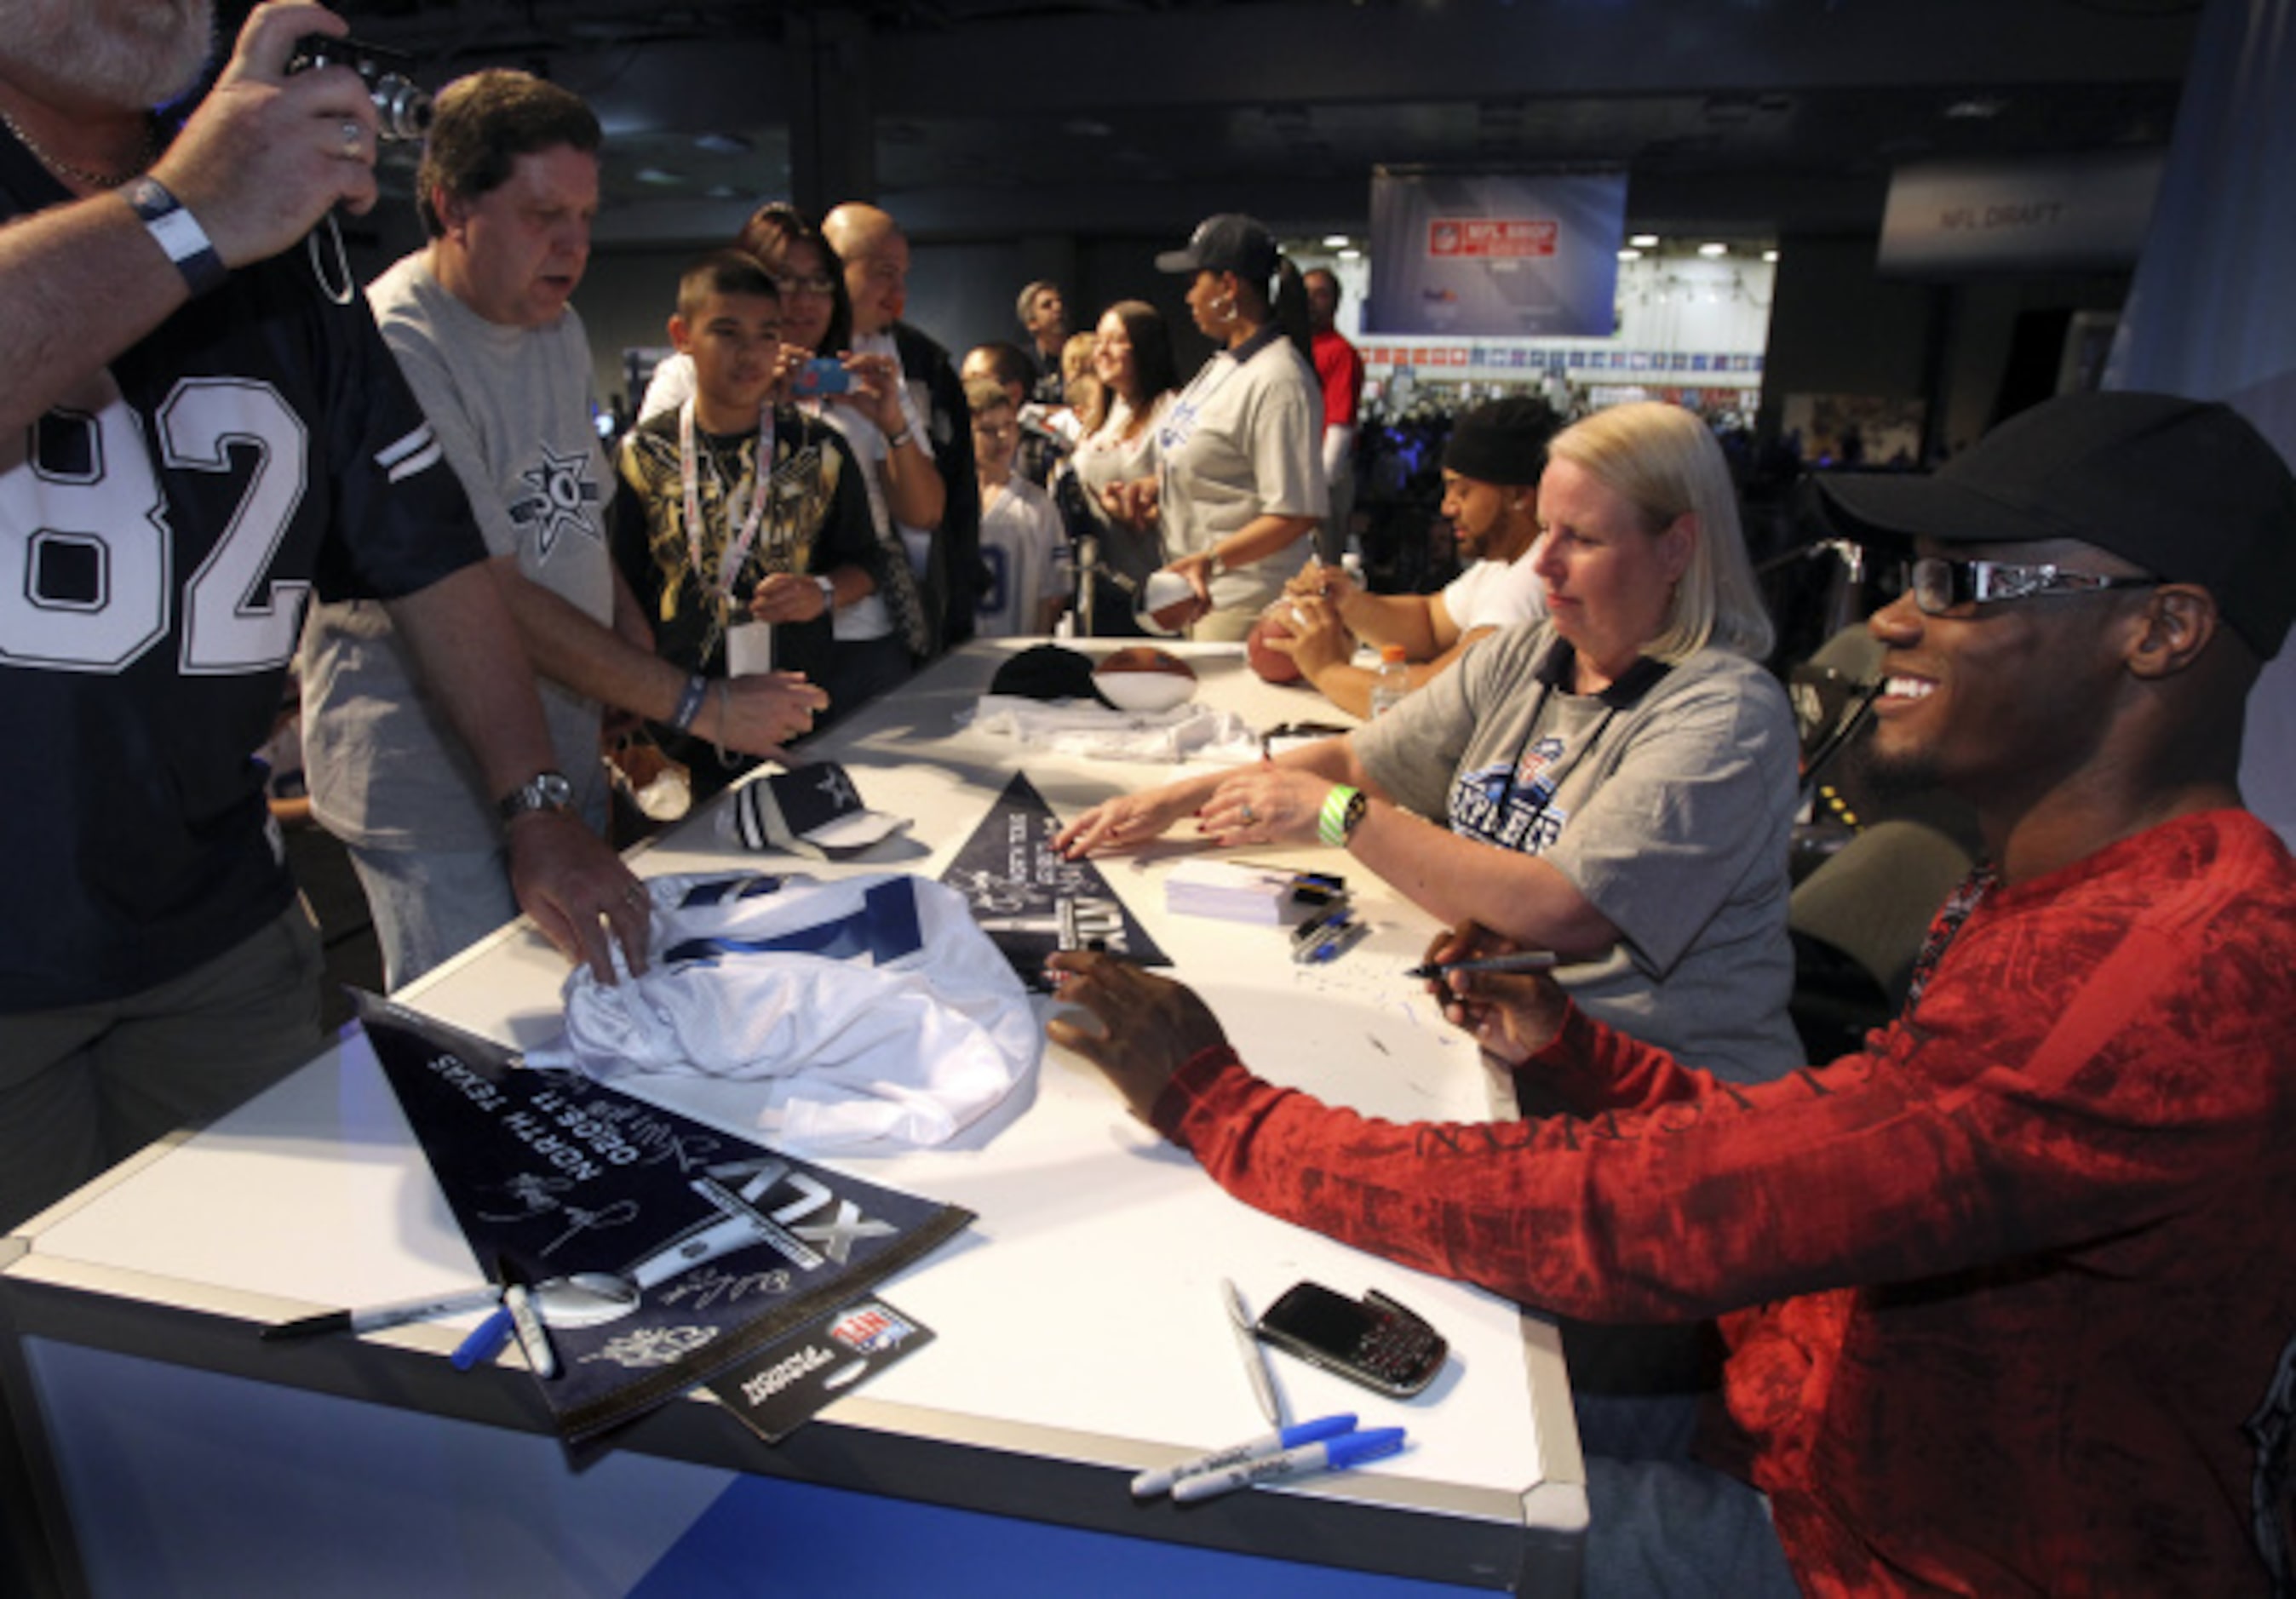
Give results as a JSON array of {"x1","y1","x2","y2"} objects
[{"x1": 1356, "y1": 1318, "x2": 1443, "y2": 1385}]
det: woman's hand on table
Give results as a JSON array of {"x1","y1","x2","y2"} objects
[
  {"x1": 1055, "y1": 782, "x2": 1205, "y2": 857},
  {"x1": 1043, "y1": 950, "x2": 1230, "y2": 1124},
  {"x1": 1421, "y1": 921, "x2": 1570, "y2": 1066},
  {"x1": 1197, "y1": 766, "x2": 1330, "y2": 846}
]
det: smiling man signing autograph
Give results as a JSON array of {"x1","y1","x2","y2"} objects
[{"x1": 1048, "y1": 392, "x2": 2296, "y2": 1596}]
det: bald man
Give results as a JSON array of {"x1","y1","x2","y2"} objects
[{"x1": 824, "y1": 202, "x2": 981, "y2": 651}]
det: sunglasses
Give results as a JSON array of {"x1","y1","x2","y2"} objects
[{"x1": 1901, "y1": 555, "x2": 2159, "y2": 616}]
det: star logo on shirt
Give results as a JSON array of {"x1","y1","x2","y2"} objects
[{"x1": 509, "y1": 443, "x2": 603, "y2": 557}]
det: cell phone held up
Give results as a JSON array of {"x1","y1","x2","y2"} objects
[
  {"x1": 1253, "y1": 1281, "x2": 1448, "y2": 1398},
  {"x1": 789, "y1": 357, "x2": 852, "y2": 398}
]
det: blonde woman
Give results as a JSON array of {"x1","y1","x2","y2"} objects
[{"x1": 1061, "y1": 402, "x2": 1799, "y2": 1083}]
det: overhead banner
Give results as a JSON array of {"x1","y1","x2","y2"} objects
[
  {"x1": 1367, "y1": 170, "x2": 1627, "y2": 338},
  {"x1": 1878, "y1": 152, "x2": 2165, "y2": 275}
]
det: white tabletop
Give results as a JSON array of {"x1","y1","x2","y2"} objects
[{"x1": 16, "y1": 640, "x2": 1582, "y2": 1568}]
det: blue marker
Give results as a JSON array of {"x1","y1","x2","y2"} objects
[
  {"x1": 1170, "y1": 1426, "x2": 1407, "y2": 1503},
  {"x1": 451, "y1": 1304, "x2": 514, "y2": 1371},
  {"x1": 1130, "y1": 1413, "x2": 1359, "y2": 1499},
  {"x1": 1304, "y1": 917, "x2": 1368, "y2": 965}
]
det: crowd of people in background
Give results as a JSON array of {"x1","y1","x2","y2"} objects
[{"x1": 7, "y1": 8, "x2": 2296, "y2": 1596}]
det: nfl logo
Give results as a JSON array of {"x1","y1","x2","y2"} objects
[{"x1": 830, "y1": 1303, "x2": 915, "y2": 1354}]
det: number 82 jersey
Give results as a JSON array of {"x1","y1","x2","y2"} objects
[{"x1": 0, "y1": 140, "x2": 490, "y2": 1011}]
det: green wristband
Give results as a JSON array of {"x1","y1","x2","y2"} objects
[{"x1": 1318, "y1": 784, "x2": 1363, "y2": 848}]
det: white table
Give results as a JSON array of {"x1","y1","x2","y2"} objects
[{"x1": 1, "y1": 640, "x2": 1585, "y2": 1596}]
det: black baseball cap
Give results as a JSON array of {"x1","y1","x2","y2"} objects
[
  {"x1": 1444, "y1": 397, "x2": 1561, "y2": 487},
  {"x1": 1155, "y1": 214, "x2": 1279, "y2": 283},
  {"x1": 1816, "y1": 391, "x2": 2296, "y2": 657}
]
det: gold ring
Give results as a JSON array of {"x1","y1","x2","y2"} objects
[{"x1": 339, "y1": 119, "x2": 363, "y2": 158}]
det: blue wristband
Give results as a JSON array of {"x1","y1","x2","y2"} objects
[
  {"x1": 669, "y1": 673, "x2": 710, "y2": 733},
  {"x1": 123, "y1": 177, "x2": 227, "y2": 297}
]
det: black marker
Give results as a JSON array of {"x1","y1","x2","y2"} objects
[{"x1": 1405, "y1": 950, "x2": 1561, "y2": 982}]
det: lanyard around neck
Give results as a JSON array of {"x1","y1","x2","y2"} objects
[{"x1": 678, "y1": 397, "x2": 778, "y2": 609}]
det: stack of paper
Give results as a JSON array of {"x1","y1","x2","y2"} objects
[{"x1": 1163, "y1": 859, "x2": 1335, "y2": 926}]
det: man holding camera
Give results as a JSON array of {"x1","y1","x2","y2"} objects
[
  {"x1": 299, "y1": 67, "x2": 827, "y2": 989},
  {"x1": 824, "y1": 200, "x2": 981, "y2": 652},
  {"x1": 0, "y1": 1, "x2": 653, "y2": 1233}
]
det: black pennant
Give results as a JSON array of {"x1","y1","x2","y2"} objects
[
  {"x1": 938, "y1": 770, "x2": 1169, "y2": 990},
  {"x1": 353, "y1": 994, "x2": 973, "y2": 1445}
]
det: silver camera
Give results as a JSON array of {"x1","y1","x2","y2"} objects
[{"x1": 288, "y1": 35, "x2": 433, "y2": 143}]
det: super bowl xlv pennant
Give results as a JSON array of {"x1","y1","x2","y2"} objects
[{"x1": 355, "y1": 994, "x2": 972, "y2": 1445}]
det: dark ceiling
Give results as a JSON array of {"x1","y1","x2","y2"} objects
[{"x1": 314, "y1": 0, "x2": 2202, "y2": 248}]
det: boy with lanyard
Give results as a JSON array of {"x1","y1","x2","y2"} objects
[{"x1": 611, "y1": 250, "x2": 887, "y2": 799}]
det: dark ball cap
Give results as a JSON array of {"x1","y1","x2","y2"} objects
[
  {"x1": 1155, "y1": 214, "x2": 1279, "y2": 284},
  {"x1": 990, "y1": 643, "x2": 1111, "y2": 705},
  {"x1": 1443, "y1": 397, "x2": 1562, "y2": 487},
  {"x1": 1816, "y1": 391, "x2": 2296, "y2": 658}
]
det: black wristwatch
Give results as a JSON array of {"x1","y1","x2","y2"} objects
[{"x1": 497, "y1": 770, "x2": 575, "y2": 826}]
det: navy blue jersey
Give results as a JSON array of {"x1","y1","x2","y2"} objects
[{"x1": 0, "y1": 135, "x2": 491, "y2": 1010}]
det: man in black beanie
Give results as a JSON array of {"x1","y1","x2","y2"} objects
[{"x1": 1266, "y1": 396, "x2": 1560, "y2": 719}]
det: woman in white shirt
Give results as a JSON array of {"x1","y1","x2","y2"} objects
[
  {"x1": 1058, "y1": 300, "x2": 1179, "y2": 636},
  {"x1": 1126, "y1": 214, "x2": 1326, "y2": 641}
]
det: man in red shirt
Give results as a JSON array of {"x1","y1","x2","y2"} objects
[
  {"x1": 1048, "y1": 391, "x2": 2296, "y2": 1596},
  {"x1": 1306, "y1": 266, "x2": 1365, "y2": 566}
]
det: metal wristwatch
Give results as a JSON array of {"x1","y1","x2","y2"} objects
[
  {"x1": 497, "y1": 769, "x2": 576, "y2": 826},
  {"x1": 814, "y1": 574, "x2": 837, "y2": 612}
]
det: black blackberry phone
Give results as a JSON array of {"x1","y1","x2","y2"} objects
[{"x1": 1254, "y1": 1281, "x2": 1448, "y2": 1398}]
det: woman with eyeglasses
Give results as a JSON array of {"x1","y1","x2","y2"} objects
[{"x1": 1060, "y1": 401, "x2": 1802, "y2": 1086}]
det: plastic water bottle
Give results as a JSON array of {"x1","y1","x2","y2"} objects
[{"x1": 1369, "y1": 643, "x2": 1410, "y2": 718}]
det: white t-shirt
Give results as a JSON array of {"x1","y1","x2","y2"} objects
[
  {"x1": 974, "y1": 472, "x2": 1063, "y2": 638},
  {"x1": 1440, "y1": 552, "x2": 1547, "y2": 633}
]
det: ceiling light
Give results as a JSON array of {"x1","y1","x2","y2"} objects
[
  {"x1": 692, "y1": 132, "x2": 751, "y2": 156},
  {"x1": 1629, "y1": 233, "x2": 1659, "y2": 249},
  {"x1": 1698, "y1": 242, "x2": 1728, "y2": 257},
  {"x1": 1336, "y1": 247, "x2": 1362, "y2": 260},
  {"x1": 1617, "y1": 248, "x2": 1643, "y2": 262},
  {"x1": 634, "y1": 168, "x2": 685, "y2": 186},
  {"x1": 1323, "y1": 233, "x2": 1351, "y2": 248},
  {"x1": 1762, "y1": 249, "x2": 1780, "y2": 263}
]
